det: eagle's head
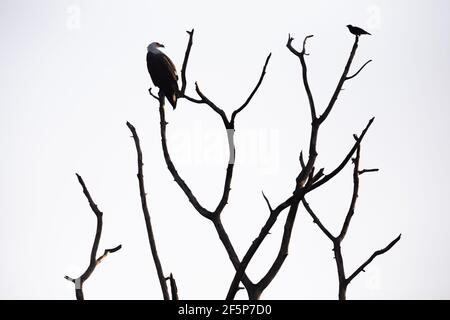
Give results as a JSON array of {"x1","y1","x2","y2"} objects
[{"x1": 147, "y1": 42, "x2": 165, "y2": 52}]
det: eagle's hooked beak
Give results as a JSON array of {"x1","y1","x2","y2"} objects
[{"x1": 159, "y1": 43, "x2": 165, "y2": 48}]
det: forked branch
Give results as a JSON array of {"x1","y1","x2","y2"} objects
[
  {"x1": 302, "y1": 142, "x2": 401, "y2": 299},
  {"x1": 64, "y1": 174, "x2": 121, "y2": 300}
]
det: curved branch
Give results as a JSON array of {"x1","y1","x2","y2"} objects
[
  {"x1": 346, "y1": 60, "x2": 372, "y2": 80},
  {"x1": 230, "y1": 53, "x2": 272, "y2": 124},
  {"x1": 148, "y1": 88, "x2": 159, "y2": 100},
  {"x1": 127, "y1": 121, "x2": 170, "y2": 300}
]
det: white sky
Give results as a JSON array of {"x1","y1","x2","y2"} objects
[{"x1": 0, "y1": 0, "x2": 449, "y2": 299}]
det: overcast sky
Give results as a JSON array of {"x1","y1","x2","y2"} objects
[{"x1": 0, "y1": 0, "x2": 449, "y2": 299}]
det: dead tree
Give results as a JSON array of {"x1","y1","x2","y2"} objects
[
  {"x1": 64, "y1": 174, "x2": 121, "y2": 300},
  {"x1": 302, "y1": 140, "x2": 401, "y2": 300},
  {"x1": 147, "y1": 30, "x2": 381, "y2": 300},
  {"x1": 67, "y1": 28, "x2": 400, "y2": 300}
]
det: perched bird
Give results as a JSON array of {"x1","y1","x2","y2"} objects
[
  {"x1": 146, "y1": 42, "x2": 179, "y2": 109},
  {"x1": 346, "y1": 25, "x2": 371, "y2": 36}
]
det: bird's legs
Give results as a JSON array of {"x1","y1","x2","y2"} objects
[{"x1": 158, "y1": 89, "x2": 165, "y2": 106}]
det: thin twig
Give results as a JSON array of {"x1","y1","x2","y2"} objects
[
  {"x1": 230, "y1": 53, "x2": 272, "y2": 124},
  {"x1": 358, "y1": 168, "x2": 379, "y2": 175},
  {"x1": 346, "y1": 60, "x2": 372, "y2": 80},
  {"x1": 96, "y1": 245, "x2": 122, "y2": 265}
]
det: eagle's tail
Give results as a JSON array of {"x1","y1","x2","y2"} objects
[{"x1": 166, "y1": 91, "x2": 177, "y2": 109}]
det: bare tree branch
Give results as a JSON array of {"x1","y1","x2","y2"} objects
[
  {"x1": 262, "y1": 191, "x2": 274, "y2": 213},
  {"x1": 338, "y1": 144, "x2": 361, "y2": 240},
  {"x1": 299, "y1": 150, "x2": 306, "y2": 169},
  {"x1": 230, "y1": 53, "x2": 272, "y2": 124},
  {"x1": 225, "y1": 194, "x2": 295, "y2": 300},
  {"x1": 309, "y1": 117, "x2": 375, "y2": 191},
  {"x1": 180, "y1": 29, "x2": 194, "y2": 95},
  {"x1": 64, "y1": 174, "x2": 121, "y2": 300},
  {"x1": 319, "y1": 36, "x2": 360, "y2": 123},
  {"x1": 167, "y1": 273, "x2": 179, "y2": 300},
  {"x1": 148, "y1": 88, "x2": 159, "y2": 100},
  {"x1": 127, "y1": 121, "x2": 170, "y2": 300},
  {"x1": 302, "y1": 198, "x2": 335, "y2": 241},
  {"x1": 256, "y1": 193, "x2": 302, "y2": 294},
  {"x1": 358, "y1": 168, "x2": 379, "y2": 175},
  {"x1": 346, "y1": 60, "x2": 372, "y2": 80},
  {"x1": 287, "y1": 34, "x2": 316, "y2": 120},
  {"x1": 194, "y1": 82, "x2": 230, "y2": 127},
  {"x1": 96, "y1": 245, "x2": 122, "y2": 265},
  {"x1": 346, "y1": 234, "x2": 401, "y2": 285},
  {"x1": 302, "y1": 140, "x2": 400, "y2": 299}
]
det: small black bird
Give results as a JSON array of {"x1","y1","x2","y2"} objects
[{"x1": 347, "y1": 25, "x2": 371, "y2": 36}]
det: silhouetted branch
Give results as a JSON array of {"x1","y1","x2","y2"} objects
[
  {"x1": 180, "y1": 29, "x2": 194, "y2": 95},
  {"x1": 309, "y1": 117, "x2": 375, "y2": 191},
  {"x1": 319, "y1": 36, "x2": 360, "y2": 123},
  {"x1": 225, "y1": 194, "x2": 295, "y2": 300},
  {"x1": 338, "y1": 143, "x2": 361, "y2": 240},
  {"x1": 287, "y1": 34, "x2": 316, "y2": 120},
  {"x1": 262, "y1": 191, "x2": 274, "y2": 213},
  {"x1": 346, "y1": 60, "x2": 372, "y2": 80},
  {"x1": 302, "y1": 198, "x2": 334, "y2": 241},
  {"x1": 194, "y1": 82, "x2": 230, "y2": 128},
  {"x1": 230, "y1": 53, "x2": 272, "y2": 124},
  {"x1": 127, "y1": 121, "x2": 170, "y2": 300},
  {"x1": 167, "y1": 273, "x2": 179, "y2": 300},
  {"x1": 302, "y1": 141, "x2": 400, "y2": 300},
  {"x1": 64, "y1": 174, "x2": 121, "y2": 300},
  {"x1": 299, "y1": 150, "x2": 306, "y2": 169},
  {"x1": 346, "y1": 234, "x2": 401, "y2": 284},
  {"x1": 227, "y1": 32, "x2": 372, "y2": 300},
  {"x1": 256, "y1": 193, "x2": 302, "y2": 294},
  {"x1": 148, "y1": 88, "x2": 159, "y2": 100},
  {"x1": 358, "y1": 168, "x2": 379, "y2": 175},
  {"x1": 96, "y1": 245, "x2": 122, "y2": 265}
]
